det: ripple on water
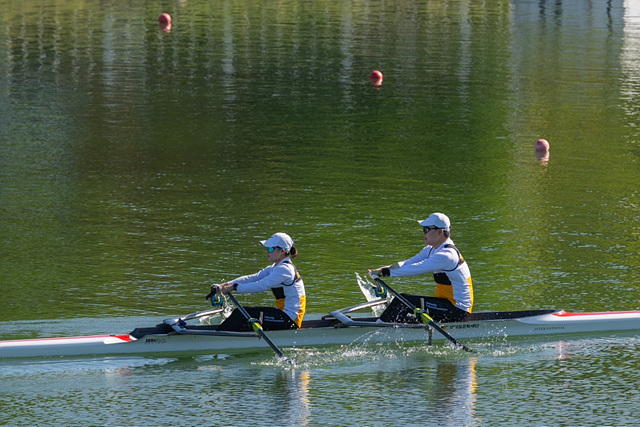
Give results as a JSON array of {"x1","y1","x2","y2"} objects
[{"x1": 0, "y1": 356, "x2": 176, "y2": 377}]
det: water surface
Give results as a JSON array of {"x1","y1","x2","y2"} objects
[{"x1": 1, "y1": 0, "x2": 640, "y2": 425}]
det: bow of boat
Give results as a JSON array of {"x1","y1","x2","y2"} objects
[
  {"x1": 0, "y1": 334, "x2": 135, "y2": 358},
  {"x1": 518, "y1": 310, "x2": 640, "y2": 328}
]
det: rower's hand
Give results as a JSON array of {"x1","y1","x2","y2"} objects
[
  {"x1": 205, "y1": 284, "x2": 222, "y2": 301},
  {"x1": 367, "y1": 269, "x2": 380, "y2": 279},
  {"x1": 220, "y1": 283, "x2": 235, "y2": 293},
  {"x1": 368, "y1": 268, "x2": 390, "y2": 279}
]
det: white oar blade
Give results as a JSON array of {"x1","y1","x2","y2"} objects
[{"x1": 355, "y1": 272, "x2": 389, "y2": 317}]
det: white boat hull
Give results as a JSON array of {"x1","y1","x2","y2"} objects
[{"x1": 2, "y1": 310, "x2": 640, "y2": 359}]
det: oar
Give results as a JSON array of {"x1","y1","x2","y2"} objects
[
  {"x1": 373, "y1": 277, "x2": 475, "y2": 353},
  {"x1": 225, "y1": 291, "x2": 292, "y2": 362}
]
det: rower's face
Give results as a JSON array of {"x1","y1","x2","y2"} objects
[
  {"x1": 266, "y1": 247, "x2": 287, "y2": 263},
  {"x1": 423, "y1": 227, "x2": 442, "y2": 245}
]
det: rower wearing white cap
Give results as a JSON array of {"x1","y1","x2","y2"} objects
[
  {"x1": 215, "y1": 232, "x2": 306, "y2": 331},
  {"x1": 368, "y1": 213, "x2": 474, "y2": 322}
]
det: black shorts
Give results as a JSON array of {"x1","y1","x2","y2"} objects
[
  {"x1": 217, "y1": 307, "x2": 297, "y2": 332},
  {"x1": 379, "y1": 293, "x2": 469, "y2": 323}
]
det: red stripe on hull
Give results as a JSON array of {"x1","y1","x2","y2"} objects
[
  {"x1": 553, "y1": 310, "x2": 640, "y2": 317},
  {"x1": 7, "y1": 334, "x2": 132, "y2": 343}
]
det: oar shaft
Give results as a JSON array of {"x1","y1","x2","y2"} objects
[
  {"x1": 374, "y1": 278, "x2": 474, "y2": 353},
  {"x1": 225, "y1": 292, "x2": 288, "y2": 360}
]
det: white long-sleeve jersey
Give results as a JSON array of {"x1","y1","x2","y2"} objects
[
  {"x1": 231, "y1": 257, "x2": 306, "y2": 326},
  {"x1": 389, "y1": 239, "x2": 474, "y2": 312}
]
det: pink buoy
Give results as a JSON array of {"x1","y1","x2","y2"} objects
[
  {"x1": 369, "y1": 70, "x2": 383, "y2": 86},
  {"x1": 158, "y1": 13, "x2": 172, "y2": 24},
  {"x1": 535, "y1": 138, "x2": 550, "y2": 151}
]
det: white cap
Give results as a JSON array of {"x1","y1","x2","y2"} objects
[
  {"x1": 260, "y1": 232, "x2": 294, "y2": 251},
  {"x1": 418, "y1": 213, "x2": 451, "y2": 232}
]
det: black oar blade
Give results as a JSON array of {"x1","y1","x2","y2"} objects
[{"x1": 373, "y1": 277, "x2": 474, "y2": 353}]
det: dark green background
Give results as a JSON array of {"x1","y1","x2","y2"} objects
[{"x1": 1, "y1": 0, "x2": 638, "y2": 321}]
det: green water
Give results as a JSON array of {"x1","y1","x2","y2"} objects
[{"x1": 1, "y1": 0, "x2": 640, "y2": 425}]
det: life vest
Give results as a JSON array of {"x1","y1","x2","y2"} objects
[
  {"x1": 271, "y1": 260, "x2": 306, "y2": 327},
  {"x1": 432, "y1": 244, "x2": 474, "y2": 312}
]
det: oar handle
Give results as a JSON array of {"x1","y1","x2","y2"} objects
[{"x1": 373, "y1": 277, "x2": 475, "y2": 353}]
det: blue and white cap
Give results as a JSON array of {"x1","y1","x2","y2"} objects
[
  {"x1": 260, "y1": 232, "x2": 294, "y2": 251},
  {"x1": 418, "y1": 213, "x2": 451, "y2": 232}
]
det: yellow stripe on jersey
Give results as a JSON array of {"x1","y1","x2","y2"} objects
[{"x1": 293, "y1": 295, "x2": 306, "y2": 328}]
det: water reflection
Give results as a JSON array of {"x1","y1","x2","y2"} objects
[
  {"x1": 0, "y1": 356, "x2": 173, "y2": 377},
  {"x1": 431, "y1": 357, "x2": 478, "y2": 425},
  {"x1": 271, "y1": 369, "x2": 312, "y2": 426},
  {"x1": 307, "y1": 345, "x2": 481, "y2": 426},
  {"x1": 535, "y1": 149, "x2": 550, "y2": 167}
]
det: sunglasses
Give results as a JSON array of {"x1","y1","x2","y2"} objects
[
  {"x1": 423, "y1": 226, "x2": 440, "y2": 234},
  {"x1": 267, "y1": 246, "x2": 282, "y2": 253}
]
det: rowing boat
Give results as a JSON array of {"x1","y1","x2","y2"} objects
[
  {"x1": 2, "y1": 298, "x2": 640, "y2": 359},
  {"x1": 2, "y1": 274, "x2": 640, "y2": 359}
]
